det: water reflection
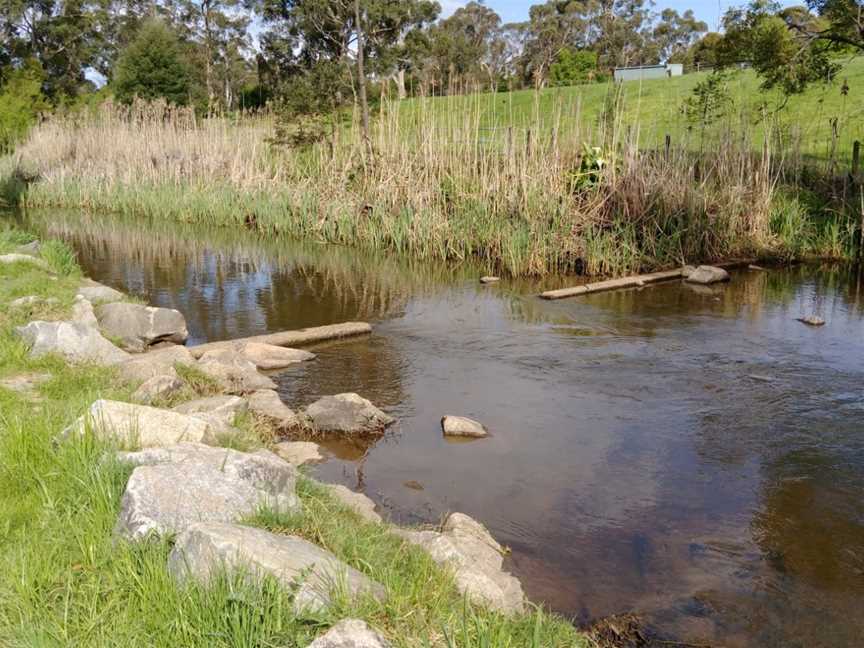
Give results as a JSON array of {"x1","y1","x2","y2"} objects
[{"x1": 20, "y1": 209, "x2": 864, "y2": 648}]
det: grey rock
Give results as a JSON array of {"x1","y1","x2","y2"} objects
[
  {"x1": 9, "y1": 295, "x2": 59, "y2": 309},
  {"x1": 96, "y1": 302, "x2": 188, "y2": 347},
  {"x1": 62, "y1": 399, "x2": 218, "y2": 447},
  {"x1": 307, "y1": 619, "x2": 391, "y2": 648},
  {"x1": 15, "y1": 240, "x2": 42, "y2": 256},
  {"x1": 116, "y1": 345, "x2": 195, "y2": 383},
  {"x1": 168, "y1": 523, "x2": 384, "y2": 612},
  {"x1": 238, "y1": 342, "x2": 316, "y2": 370},
  {"x1": 0, "y1": 372, "x2": 52, "y2": 394},
  {"x1": 396, "y1": 513, "x2": 525, "y2": 615},
  {"x1": 71, "y1": 296, "x2": 98, "y2": 326},
  {"x1": 247, "y1": 389, "x2": 298, "y2": 430},
  {"x1": 681, "y1": 264, "x2": 696, "y2": 278},
  {"x1": 173, "y1": 395, "x2": 248, "y2": 426},
  {"x1": 303, "y1": 393, "x2": 394, "y2": 436},
  {"x1": 441, "y1": 416, "x2": 487, "y2": 438},
  {"x1": 684, "y1": 265, "x2": 729, "y2": 285},
  {"x1": 274, "y1": 441, "x2": 322, "y2": 466},
  {"x1": 0, "y1": 253, "x2": 50, "y2": 270},
  {"x1": 132, "y1": 374, "x2": 185, "y2": 405},
  {"x1": 76, "y1": 281, "x2": 125, "y2": 304},
  {"x1": 479, "y1": 276, "x2": 500, "y2": 284},
  {"x1": 797, "y1": 315, "x2": 826, "y2": 327},
  {"x1": 324, "y1": 484, "x2": 382, "y2": 524},
  {"x1": 197, "y1": 349, "x2": 276, "y2": 394},
  {"x1": 15, "y1": 320, "x2": 130, "y2": 365},
  {"x1": 115, "y1": 445, "x2": 301, "y2": 539}
]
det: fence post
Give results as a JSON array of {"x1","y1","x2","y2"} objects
[
  {"x1": 526, "y1": 128, "x2": 532, "y2": 158},
  {"x1": 853, "y1": 140, "x2": 861, "y2": 180},
  {"x1": 665, "y1": 134, "x2": 671, "y2": 161}
]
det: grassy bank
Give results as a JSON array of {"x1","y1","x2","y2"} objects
[
  {"x1": 0, "y1": 228, "x2": 586, "y2": 646},
  {"x1": 3, "y1": 89, "x2": 862, "y2": 277}
]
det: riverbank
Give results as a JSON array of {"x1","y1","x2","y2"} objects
[
  {"x1": 2, "y1": 101, "x2": 860, "y2": 278},
  {"x1": 0, "y1": 227, "x2": 587, "y2": 647}
]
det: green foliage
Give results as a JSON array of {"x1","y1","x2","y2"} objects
[
  {"x1": 39, "y1": 240, "x2": 81, "y2": 277},
  {"x1": 683, "y1": 70, "x2": 734, "y2": 128},
  {"x1": 548, "y1": 49, "x2": 597, "y2": 87},
  {"x1": 0, "y1": 62, "x2": 49, "y2": 153},
  {"x1": 113, "y1": 20, "x2": 192, "y2": 105}
]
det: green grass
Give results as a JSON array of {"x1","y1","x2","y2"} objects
[{"x1": 0, "y1": 230, "x2": 587, "y2": 647}]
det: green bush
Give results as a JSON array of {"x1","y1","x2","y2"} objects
[
  {"x1": 549, "y1": 49, "x2": 598, "y2": 87},
  {"x1": 113, "y1": 20, "x2": 192, "y2": 106},
  {"x1": 0, "y1": 61, "x2": 48, "y2": 153}
]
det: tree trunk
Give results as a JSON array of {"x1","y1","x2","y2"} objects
[
  {"x1": 396, "y1": 68, "x2": 406, "y2": 99},
  {"x1": 354, "y1": 0, "x2": 372, "y2": 161}
]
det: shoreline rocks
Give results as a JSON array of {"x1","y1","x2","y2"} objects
[
  {"x1": 274, "y1": 441, "x2": 322, "y2": 466},
  {"x1": 237, "y1": 342, "x2": 316, "y2": 370},
  {"x1": 197, "y1": 348, "x2": 277, "y2": 394},
  {"x1": 308, "y1": 619, "x2": 391, "y2": 648},
  {"x1": 323, "y1": 484, "x2": 382, "y2": 524},
  {"x1": 303, "y1": 393, "x2": 394, "y2": 436},
  {"x1": 76, "y1": 280, "x2": 125, "y2": 304},
  {"x1": 684, "y1": 265, "x2": 730, "y2": 285},
  {"x1": 16, "y1": 320, "x2": 130, "y2": 365},
  {"x1": 96, "y1": 302, "x2": 189, "y2": 347},
  {"x1": 247, "y1": 389, "x2": 299, "y2": 430}
]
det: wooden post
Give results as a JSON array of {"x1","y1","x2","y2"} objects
[
  {"x1": 525, "y1": 128, "x2": 532, "y2": 158},
  {"x1": 507, "y1": 126, "x2": 513, "y2": 159},
  {"x1": 664, "y1": 134, "x2": 671, "y2": 160},
  {"x1": 853, "y1": 140, "x2": 861, "y2": 179}
]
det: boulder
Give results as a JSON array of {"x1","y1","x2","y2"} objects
[
  {"x1": 197, "y1": 349, "x2": 276, "y2": 394},
  {"x1": 247, "y1": 389, "x2": 299, "y2": 430},
  {"x1": 96, "y1": 302, "x2": 188, "y2": 347},
  {"x1": 132, "y1": 374, "x2": 185, "y2": 405},
  {"x1": 0, "y1": 253, "x2": 50, "y2": 270},
  {"x1": 308, "y1": 620, "x2": 391, "y2": 648},
  {"x1": 238, "y1": 342, "x2": 316, "y2": 371},
  {"x1": 681, "y1": 264, "x2": 696, "y2": 278},
  {"x1": 324, "y1": 484, "x2": 382, "y2": 524},
  {"x1": 479, "y1": 276, "x2": 500, "y2": 284},
  {"x1": 115, "y1": 445, "x2": 301, "y2": 539},
  {"x1": 15, "y1": 240, "x2": 42, "y2": 256},
  {"x1": 396, "y1": 513, "x2": 525, "y2": 615},
  {"x1": 71, "y1": 296, "x2": 98, "y2": 327},
  {"x1": 796, "y1": 315, "x2": 826, "y2": 327},
  {"x1": 116, "y1": 345, "x2": 195, "y2": 383},
  {"x1": 168, "y1": 523, "x2": 384, "y2": 612},
  {"x1": 62, "y1": 399, "x2": 219, "y2": 447},
  {"x1": 173, "y1": 395, "x2": 248, "y2": 426},
  {"x1": 15, "y1": 320, "x2": 130, "y2": 365},
  {"x1": 0, "y1": 372, "x2": 51, "y2": 395},
  {"x1": 303, "y1": 393, "x2": 394, "y2": 436},
  {"x1": 684, "y1": 265, "x2": 729, "y2": 285},
  {"x1": 9, "y1": 295, "x2": 59, "y2": 309},
  {"x1": 274, "y1": 441, "x2": 322, "y2": 466},
  {"x1": 441, "y1": 416, "x2": 487, "y2": 438},
  {"x1": 76, "y1": 280, "x2": 125, "y2": 304}
]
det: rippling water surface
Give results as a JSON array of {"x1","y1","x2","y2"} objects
[{"x1": 24, "y1": 211, "x2": 864, "y2": 647}]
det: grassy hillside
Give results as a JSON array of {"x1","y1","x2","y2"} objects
[{"x1": 400, "y1": 57, "x2": 864, "y2": 161}]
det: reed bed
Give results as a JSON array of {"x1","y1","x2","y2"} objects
[{"x1": 6, "y1": 96, "x2": 858, "y2": 276}]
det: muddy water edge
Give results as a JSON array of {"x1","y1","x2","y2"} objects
[{"x1": 15, "y1": 210, "x2": 864, "y2": 648}]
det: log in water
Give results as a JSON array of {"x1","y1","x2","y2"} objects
[{"x1": 188, "y1": 321, "x2": 372, "y2": 358}]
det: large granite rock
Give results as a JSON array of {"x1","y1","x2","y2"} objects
[
  {"x1": 116, "y1": 345, "x2": 195, "y2": 383},
  {"x1": 115, "y1": 444, "x2": 301, "y2": 539},
  {"x1": 15, "y1": 320, "x2": 130, "y2": 365},
  {"x1": 684, "y1": 265, "x2": 729, "y2": 285},
  {"x1": 323, "y1": 484, "x2": 382, "y2": 524},
  {"x1": 71, "y1": 296, "x2": 98, "y2": 327},
  {"x1": 197, "y1": 349, "x2": 276, "y2": 394},
  {"x1": 132, "y1": 374, "x2": 185, "y2": 405},
  {"x1": 0, "y1": 253, "x2": 50, "y2": 270},
  {"x1": 168, "y1": 523, "x2": 385, "y2": 613},
  {"x1": 396, "y1": 513, "x2": 525, "y2": 615},
  {"x1": 303, "y1": 393, "x2": 394, "y2": 436},
  {"x1": 96, "y1": 302, "x2": 188, "y2": 347},
  {"x1": 62, "y1": 399, "x2": 219, "y2": 447},
  {"x1": 10, "y1": 295, "x2": 58, "y2": 309},
  {"x1": 15, "y1": 240, "x2": 42, "y2": 256},
  {"x1": 173, "y1": 395, "x2": 248, "y2": 426},
  {"x1": 307, "y1": 620, "x2": 391, "y2": 648},
  {"x1": 441, "y1": 416, "x2": 487, "y2": 438},
  {"x1": 274, "y1": 441, "x2": 322, "y2": 466},
  {"x1": 76, "y1": 280, "x2": 125, "y2": 304},
  {"x1": 238, "y1": 342, "x2": 316, "y2": 370},
  {"x1": 247, "y1": 389, "x2": 299, "y2": 430}
]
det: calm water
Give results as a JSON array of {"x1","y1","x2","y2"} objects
[{"x1": 24, "y1": 211, "x2": 864, "y2": 647}]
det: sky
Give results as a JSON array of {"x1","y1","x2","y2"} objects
[{"x1": 441, "y1": 0, "x2": 797, "y2": 33}]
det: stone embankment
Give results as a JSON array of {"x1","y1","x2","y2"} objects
[{"x1": 10, "y1": 241, "x2": 529, "y2": 645}]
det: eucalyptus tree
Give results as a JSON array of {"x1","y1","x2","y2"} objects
[{"x1": 429, "y1": 1, "x2": 503, "y2": 91}]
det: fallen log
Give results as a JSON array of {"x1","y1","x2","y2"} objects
[
  {"x1": 539, "y1": 259, "x2": 756, "y2": 301},
  {"x1": 189, "y1": 322, "x2": 372, "y2": 358}
]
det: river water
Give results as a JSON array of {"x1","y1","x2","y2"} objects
[{"x1": 22, "y1": 210, "x2": 864, "y2": 647}]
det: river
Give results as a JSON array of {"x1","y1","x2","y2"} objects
[{"x1": 21, "y1": 210, "x2": 864, "y2": 647}]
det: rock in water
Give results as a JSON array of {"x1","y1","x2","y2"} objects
[
  {"x1": 307, "y1": 619, "x2": 391, "y2": 648},
  {"x1": 247, "y1": 389, "x2": 299, "y2": 430},
  {"x1": 238, "y1": 342, "x2": 316, "y2": 370},
  {"x1": 168, "y1": 523, "x2": 385, "y2": 613},
  {"x1": 796, "y1": 315, "x2": 825, "y2": 327},
  {"x1": 303, "y1": 393, "x2": 394, "y2": 435},
  {"x1": 323, "y1": 484, "x2": 382, "y2": 523},
  {"x1": 96, "y1": 302, "x2": 188, "y2": 347},
  {"x1": 115, "y1": 444, "x2": 301, "y2": 539},
  {"x1": 441, "y1": 415, "x2": 487, "y2": 438},
  {"x1": 197, "y1": 349, "x2": 276, "y2": 394},
  {"x1": 396, "y1": 513, "x2": 525, "y2": 615},
  {"x1": 479, "y1": 276, "x2": 500, "y2": 284},
  {"x1": 684, "y1": 265, "x2": 729, "y2": 285},
  {"x1": 76, "y1": 280, "x2": 125, "y2": 304},
  {"x1": 15, "y1": 320, "x2": 130, "y2": 365},
  {"x1": 62, "y1": 399, "x2": 220, "y2": 447},
  {"x1": 132, "y1": 374, "x2": 185, "y2": 404},
  {"x1": 172, "y1": 395, "x2": 248, "y2": 426},
  {"x1": 116, "y1": 345, "x2": 195, "y2": 383},
  {"x1": 274, "y1": 441, "x2": 322, "y2": 466}
]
